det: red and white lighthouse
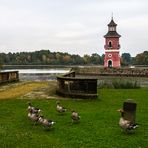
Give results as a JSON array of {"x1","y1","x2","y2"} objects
[{"x1": 104, "y1": 17, "x2": 121, "y2": 68}]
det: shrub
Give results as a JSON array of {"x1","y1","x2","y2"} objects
[
  {"x1": 98, "y1": 80, "x2": 114, "y2": 89},
  {"x1": 98, "y1": 79, "x2": 140, "y2": 89},
  {"x1": 112, "y1": 79, "x2": 140, "y2": 89}
]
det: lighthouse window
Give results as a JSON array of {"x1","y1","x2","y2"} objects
[
  {"x1": 109, "y1": 27, "x2": 115, "y2": 31},
  {"x1": 108, "y1": 41, "x2": 112, "y2": 47},
  {"x1": 108, "y1": 54, "x2": 112, "y2": 57}
]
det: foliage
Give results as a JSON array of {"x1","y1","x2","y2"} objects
[
  {"x1": 121, "y1": 51, "x2": 148, "y2": 66},
  {"x1": 112, "y1": 79, "x2": 140, "y2": 89},
  {"x1": 98, "y1": 78, "x2": 140, "y2": 89},
  {"x1": 133, "y1": 51, "x2": 148, "y2": 65},
  {"x1": 0, "y1": 54, "x2": 3, "y2": 70},
  {"x1": 1, "y1": 50, "x2": 148, "y2": 66},
  {"x1": 0, "y1": 88, "x2": 148, "y2": 148},
  {"x1": 112, "y1": 50, "x2": 148, "y2": 66},
  {"x1": 0, "y1": 63, "x2": 3, "y2": 70},
  {"x1": 121, "y1": 53, "x2": 132, "y2": 66},
  {"x1": 0, "y1": 50, "x2": 106, "y2": 65}
]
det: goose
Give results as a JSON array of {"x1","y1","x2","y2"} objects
[
  {"x1": 27, "y1": 102, "x2": 41, "y2": 114},
  {"x1": 56, "y1": 102, "x2": 67, "y2": 113},
  {"x1": 38, "y1": 116, "x2": 55, "y2": 129},
  {"x1": 71, "y1": 110, "x2": 80, "y2": 123},
  {"x1": 28, "y1": 112, "x2": 40, "y2": 124},
  {"x1": 117, "y1": 109, "x2": 138, "y2": 131}
]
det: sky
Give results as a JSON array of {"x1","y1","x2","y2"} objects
[{"x1": 0, "y1": 0, "x2": 148, "y2": 57}]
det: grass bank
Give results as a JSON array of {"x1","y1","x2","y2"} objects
[
  {"x1": 0, "y1": 81, "x2": 49, "y2": 99},
  {"x1": 0, "y1": 88, "x2": 148, "y2": 147}
]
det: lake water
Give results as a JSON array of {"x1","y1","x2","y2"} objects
[{"x1": 3, "y1": 68, "x2": 70, "y2": 81}]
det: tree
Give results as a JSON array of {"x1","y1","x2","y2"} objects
[
  {"x1": 83, "y1": 54, "x2": 91, "y2": 64},
  {"x1": 133, "y1": 51, "x2": 148, "y2": 65},
  {"x1": 90, "y1": 53, "x2": 101, "y2": 64},
  {"x1": 121, "y1": 53, "x2": 132, "y2": 66},
  {"x1": 1, "y1": 49, "x2": 147, "y2": 66},
  {"x1": 71, "y1": 54, "x2": 84, "y2": 65},
  {"x1": 100, "y1": 54, "x2": 105, "y2": 65},
  {"x1": 63, "y1": 55, "x2": 71, "y2": 64},
  {"x1": 0, "y1": 53, "x2": 3, "y2": 70}
]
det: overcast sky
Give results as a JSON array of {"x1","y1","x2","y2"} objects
[{"x1": 0, "y1": 0, "x2": 148, "y2": 56}]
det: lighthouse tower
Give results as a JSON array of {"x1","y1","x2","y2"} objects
[{"x1": 104, "y1": 17, "x2": 121, "y2": 68}]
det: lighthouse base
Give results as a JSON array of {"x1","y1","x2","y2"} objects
[{"x1": 104, "y1": 52, "x2": 121, "y2": 68}]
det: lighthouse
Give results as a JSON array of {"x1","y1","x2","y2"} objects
[{"x1": 104, "y1": 17, "x2": 121, "y2": 68}]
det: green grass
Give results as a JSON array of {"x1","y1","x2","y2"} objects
[{"x1": 0, "y1": 88, "x2": 148, "y2": 148}]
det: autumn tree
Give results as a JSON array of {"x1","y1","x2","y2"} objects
[
  {"x1": 83, "y1": 54, "x2": 91, "y2": 64},
  {"x1": 133, "y1": 51, "x2": 148, "y2": 65}
]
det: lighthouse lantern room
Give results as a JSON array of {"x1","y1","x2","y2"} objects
[{"x1": 104, "y1": 17, "x2": 121, "y2": 68}]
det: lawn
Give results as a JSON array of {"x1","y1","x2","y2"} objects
[{"x1": 0, "y1": 88, "x2": 148, "y2": 148}]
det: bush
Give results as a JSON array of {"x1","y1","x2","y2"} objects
[
  {"x1": 98, "y1": 80, "x2": 114, "y2": 89},
  {"x1": 98, "y1": 79, "x2": 140, "y2": 89},
  {"x1": 112, "y1": 79, "x2": 140, "y2": 89}
]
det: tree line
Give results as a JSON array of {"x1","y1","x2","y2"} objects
[
  {"x1": 121, "y1": 51, "x2": 148, "y2": 66},
  {"x1": 0, "y1": 50, "x2": 147, "y2": 66}
]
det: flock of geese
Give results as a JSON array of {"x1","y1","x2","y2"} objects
[
  {"x1": 27, "y1": 102, "x2": 138, "y2": 132},
  {"x1": 27, "y1": 101, "x2": 81, "y2": 129}
]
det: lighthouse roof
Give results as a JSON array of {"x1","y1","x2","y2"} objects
[
  {"x1": 104, "y1": 31, "x2": 121, "y2": 38},
  {"x1": 108, "y1": 19, "x2": 117, "y2": 26}
]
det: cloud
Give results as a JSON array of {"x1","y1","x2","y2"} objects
[{"x1": 0, "y1": 0, "x2": 147, "y2": 56}]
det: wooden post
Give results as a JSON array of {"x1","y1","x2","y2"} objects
[{"x1": 123, "y1": 99, "x2": 137, "y2": 124}]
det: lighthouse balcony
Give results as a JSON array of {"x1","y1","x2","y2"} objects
[
  {"x1": 104, "y1": 45, "x2": 113, "y2": 49},
  {"x1": 104, "y1": 44, "x2": 120, "y2": 49}
]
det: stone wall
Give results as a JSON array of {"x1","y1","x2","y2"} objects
[
  {"x1": 0, "y1": 71, "x2": 19, "y2": 84},
  {"x1": 56, "y1": 71, "x2": 98, "y2": 99}
]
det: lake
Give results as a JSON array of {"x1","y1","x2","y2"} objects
[{"x1": 3, "y1": 68, "x2": 70, "y2": 81}]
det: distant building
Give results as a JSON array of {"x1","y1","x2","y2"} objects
[{"x1": 104, "y1": 17, "x2": 121, "y2": 68}]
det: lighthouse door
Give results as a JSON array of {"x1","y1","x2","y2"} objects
[{"x1": 108, "y1": 60, "x2": 112, "y2": 68}]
